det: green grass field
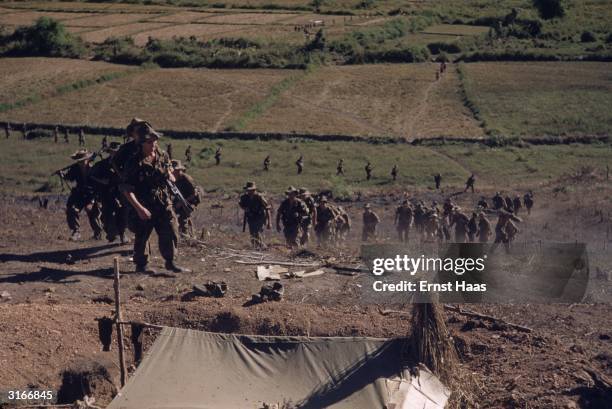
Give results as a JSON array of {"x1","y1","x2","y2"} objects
[{"x1": 1, "y1": 133, "x2": 610, "y2": 197}]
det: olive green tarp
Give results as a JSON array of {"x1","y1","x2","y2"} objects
[{"x1": 106, "y1": 327, "x2": 445, "y2": 409}]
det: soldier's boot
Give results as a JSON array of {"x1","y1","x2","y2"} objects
[
  {"x1": 69, "y1": 230, "x2": 81, "y2": 241},
  {"x1": 135, "y1": 264, "x2": 157, "y2": 275},
  {"x1": 120, "y1": 233, "x2": 130, "y2": 245},
  {"x1": 165, "y1": 261, "x2": 191, "y2": 273}
]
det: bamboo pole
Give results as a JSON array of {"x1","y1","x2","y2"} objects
[{"x1": 113, "y1": 257, "x2": 127, "y2": 387}]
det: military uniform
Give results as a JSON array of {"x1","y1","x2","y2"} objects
[
  {"x1": 172, "y1": 160, "x2": 200, "y2": 236},
  {"x1": 4, "y1": 123, "x2": 9, "y2": 139},
  {"x1": 63, "y1": 128, "x2": 69, "y2": 143},
  {"x1": 478, "y1": 215, "x2": 491, "y2": 243},
  {"x1": 362, "y1": 205, "x2": 379, "y2": 241},
  {"x1": 263, "y1": 155, "x2": 270, "y2": 171},
  {"x1": 477, "y1": 197, "x2": 488, "y2": 209},
  {"x1": 315, "y1": 198, "x2": 337, "y2": 244},
  {"x1": 391, "y1": 165, "x2": 398, "y2": 181},
  {"x1": 296, "y1": 156, "x2": 304, "y2": 174},
  {"x1": 185, "y1": 146, "x2": 192, "y2": 163},
  {"x1": 450, "y1": 211, "x2": 470, "y2": 243},
  {"x1": 434, "y1": 173, "x2": 441, "y2": 189},
  {"x1": 78, "y1": 129, "x2": 85, "y2": 147},
  {"x1": 53, "y1": 126, "x2": 58, "y2": 143},
  {"x1": 336, "y1": 159, "x2": 344, "y2": 176},
  {"x1": 523, "y1": 193, "x2": 534, "y2": 215},
  {"x1": 298, "y1": 188, "x2": 317, "y2": 245},
  {"x1": 62, "y1": 150, "x2": 102, "y2": 241},
  {"x1": 513, "y1": 196, "x2": 522, "y2": 215},
  {"x1": 214, "y1": 147, "x2": 221, "y2": 165},
  {"x1": 90, "y1": 146, "x2": 129, "y2": 243},
  {"x1": 492, "y1": 192, "x2": 504, "y2": 210},
  {"x1": 365, "y1": 162, "x2": 373, "y2": 181},
  {"x1": 395, "y1": 202, "x2": 413, "y2": 242},
  {"x1": 277, "y1": 188, "x2": 308, "y2": 247},
  {"x1": 467, "y1": 213, "x2": 478, "y2": 242},
  {"x1": 239, "y1": 182, "x2": 270, "y2": 247},
  {"x1": 464, "y1": 174, "x2": 475, "y2": 193}
]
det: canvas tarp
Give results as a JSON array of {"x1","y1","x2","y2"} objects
[{"x1": 106, "y1": 327, "x2": 446, "y2": 409}]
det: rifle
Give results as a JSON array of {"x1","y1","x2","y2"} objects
[{"x1": 167, "y1": 179, "x2": 193, "y2": 216}]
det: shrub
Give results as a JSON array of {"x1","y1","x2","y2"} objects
[
  {"x1": 580, "y1": 31, "x2": 596, "y2": 43},
  {"x1": 4, "y1": 17, "x2": 84, "y2": 57},
  {"x1": 427, "y1": 41, "x2": 461, "y2": 54},
  {"x1": 532, "y1": 0, "x2": 565, "y2": 20}
]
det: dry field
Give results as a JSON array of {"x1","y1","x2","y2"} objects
[
  {"x1": 0, "y1": 9, "x2": 92, "y2": 26},
  {"x1": 199, "y1": 12, "x2": 302, "y2": 25},
  {"x1": 81, "y1": 22, "x2": 171, "y2": 44},
  {"x1": 246, "y1": 63, "x2": 485, "y2": 138},
  {"x1": 0, "y1": 66, "x2": 294, "y2": 131},
  {"x1": 61, "y1": 12, "x2": 154, "y2": 27},
  {"x1": 147, "y1": 11, "x2": 218, "y2": 23},
  {"x1": 0, "y1": 58, "x2": 135, "y2": 108},
  {"x1": 461, "y1": 62, "x2": 612, "y2": 136},
  {"x1": 130, "y1": 22, "x2": 259, "y2": 45}
]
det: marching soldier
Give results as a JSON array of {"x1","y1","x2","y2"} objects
[
  {"x1": 450, "y1": 208, "x2": 470, "y2": 243},
  {"x1": 314, "y1": 197, "x2": 337, "y2": 245},
  {"x1": 505, "y1": 196, "x2": 514, "y2": 212},
  {"x1": 513, "y1": 195, "x2": 522, "y2": 215},
  {"x1": 276, "y1": 187, "x2": 308, "y2": 247},
  {"x1": 112, "y1": 118, "x2": 150, "y2": 179},
  {"x1": 464, "y1": 174, "x2": 476, "y2": 193},
  {"x1": 171, "y1": 160, "x2": 201, "y2": 237},
  {"x1": 413, "y1": 202, "x2": 425, "y2": 234},
  {"x1": 394, "y1": 199, "x2": 413, "y2": 242},
  {"x1": 78, "y1": 128, "x2": 85, "y2": 147},
  {"x1": 239, "y1": 181, "x2": 271, "y2": 248},
  {"x1": 214, "y1": 147, "x2": 221, "y2": 165},
  {"x1": 362, "y1": 204, "x2": 380, "y2": 241},
  {"x1": 478, "y1": 213, "x2": 492, "y2": 243},
  {"x1": 296, "y1": 155, "x2": 304, "y2": 174},
  {"x1": 53, "y1": 126, "x2": 58, "y2": 143},
  {"x1": 59, "y1": 149, "x2": 103, "y2": 241},
  {"x1": 298, "y1": 188, "x2": 317, "y2": 245},
  {"x1": 477, "y1": 196, "x2": 488, "y2": 209},
  {"x1": 391, "y1": 165, "x2": 398, "y2": 181},
  {"x1": 4, "y1": 122, "x2": 10, "y2": 139},
  {"x1": 121, "y1": 125, "x2": 190, "y2": 274},
  {"x1": 336, "y1": 159, "x2": 344, "y2": 176},
  {"x1": 493, "y1": 210, "x2": 522, "y2": 253},
  {"x1": 89, "y1": 142, "x2": 129, "y2": 244},
  {"x1": 467, "y1": 212, "x2": 478, "y2": 242},
  {"x1": 166, "y1": 143, "x2": 173, "y2": 160},
  {"x1": 21, "y1": 123, "x2": 27, "y2": 139},
  {"x1": 101, "y1": 135, "x2": 108, "y2": 150},
  {"x1": 334, "y1": 206, "x2": 351, "y2": 241},
  {"x1": 185, "y1": 145, "x2": 192, "y2": 163},
  {"x1": 263, "y1": 155, "x2": 271, "y2": 171},
  {"x1": 524, "y1": 192, "x2": 534, "y2": 215},
  {"x1": 492, "y1": 192, "x2": 504, "y2": 210},
  {"x1": 365, "y1": 161, "x2": 373, "y2": 181},
  {"x1": 63, "y1": 127, "x2": 69, "y2": 143},
  {"x1": 434, "y1": 173, "x2": 441, "y2": 189}
]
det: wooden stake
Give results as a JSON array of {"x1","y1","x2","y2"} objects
[{"x1": 113, "y1": 257, "x2": 127, "y2": 387}]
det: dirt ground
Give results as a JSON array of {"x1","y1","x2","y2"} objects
[{"x1": 0, "y1": 181, "x2": 611, "y2": 408}]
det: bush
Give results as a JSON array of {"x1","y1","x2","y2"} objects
[
  {"x1": 3, "y1": 17, "x2": 84, "y2": 57},
  {"x1": 606, "y1": 33, "x2": 612, "y2": 44},
  {"x1": 580, "y1": 31, "x2": 596, "y2": 43},
  {"x1": 427, "y1": 41, "x2": 461, "y2": 54},
  {"x1": 532, "y1": 0, "x2": 565, "y2": 20}
]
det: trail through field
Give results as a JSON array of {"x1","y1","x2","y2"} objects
[
  {"x1": 212, "y1": 89, "x2": 240, "y2": 132},
  {"x1": 404, "y1": 71, "x2": 440, "y2": 139}
]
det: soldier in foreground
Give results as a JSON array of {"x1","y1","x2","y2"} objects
[
  {"x1": 89, "y1": 142, "x2": 129, "y2": 244},
  {"x1": 171, "y1": 160, "x2": 201, "y2": 237},
  {"x1": 239, "y1": 182, "x2": 271, "y2": 248},
  {"x1": 263, "y1": 155, "x2": 270, "y2": 171},
  {"x1": 450, "y1": 208, "x2": 470, "y2": 243},
  {"x1": 314, "y1": 197, "x2": 336, "y2": 245},
  {"x1": 298, "y1": 188, "x2": 317, "y2": 245},
  {"x1": 336, "y1": 159, "x2": 344, "y2": 176},
  {"x1": 58, "y1": 149, "x2": 103, "y2": 241},
  {"x1": 121, "y1": 126, "x2": 189, "y2": 274},
  {"x1": 464, "y1": 174, "x2": 476, "y2": 193},
  {"x1": 434, "y1": 173, "x2": 441, "y2": 189},
  {"x1": 214, "y1": 147, "x2": 222, "y2": 165},
  {"x1": 362, "y1": 203, "x2": 380, "y2": 241},
  {"x1": 493, "y1": 209, "x2": 522, "y2": 253},
  {"x1": 276, "y1": 187, "x2": 308, "y2": 247},
  {"x1": 394, "y1": 199, "x2": 413, "y2": 242},
  {"x1": 296, "y1": 155, "x2": 304, "y2": 174}
]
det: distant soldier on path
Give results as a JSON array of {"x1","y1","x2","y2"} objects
[
  {"x1": 464, "y1": 174, "x2": 476, "y2": 193},
  {"x1": 64, "y1": 127, "x2": 69, "y2": 143},
  {"x1": 492, "y1": 192, "x2": 504, "y2": 210},
  {"x1": 513, "y1": 195, "x2": 522, "y2": 215},
  {"x1": 21, "y1": 123, "x2": 27, "y2": 139},
  {"x1": 394, "y1": 199, "x2": 413, "y2": 242},
  {"x1": 523, "y1": 192, "x2": 534, "y2": 215},
  {"x1": 101, "y1": 135, "x2": 108, "y2": 150},
  {"x1": 214, "y1": 147, "x2": 222, "y2": 165},
  {"x1": 166, "y1": 143, "x2": 173, "y2": 160},
  {"x1": 434, "y1": 173, "x2": 441, "y2": 189},
  {"x1": 239, "y1": 181, "x2": 271, "y2": 248},
  {"x1": 391, "y1": 164, "x2": 398, "y2": 181},
  {"x1": 78, "y1": 128, "x2": 85, "y2": 146},
  {"x1": 276, "y1": 186, "x2": 308, "y2": 247},
  {"x1": 296, "y1": 155, "x2": 304, "y2": 174},
  {"x1": 185, "y1": 145, "x2": 192, "y2": 163},
  {"x1": 5, "y1": 122, "x2": 11, "y2": 139},
  {"x1": 365, "y1": 161, "x2": 373, "y2": 181},
  {"x1": 362, "y1": 204, "x2": 380, "y2": 241},
  {"x1": 336, "y1": 159, "x2": 344, "y2": 176},
  {"x1": 172, "y1": 160, "x2": 201, "y2": 237},
  {"x1": 53, "y1": 126, "x2": 59, "y2": 143},
  {"x1": 263, "y1": 155, "x2": 271, "y2": 171}
]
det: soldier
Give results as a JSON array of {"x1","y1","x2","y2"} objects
[
  {"x1": 434, "y1": 173, "x2": 441, "y2": 189},
  {"x1": 276, "y1": 187, "x2": 308, "y2": 247},
  {"x1": 336, "y1": 159, "x2": 344, "y2": 176},
  {"x1": 394, "y1": 199, "x2": 413, "y2": 242},
  {"x1": 450, "y1": 208, "x2": 470, "y2": 243},
  {"x1": 63, "y1": 127, "x2": 69, "y2": 143},
  {"x1": 365, "y1": 161, "x2": 373, "y2": 181},
  {"x1": 78, "y1": 128, "x2": 85, "y2": 147},
  {"x1": 314, "y1": 197, "x2": 337, "y2": 245},
  {"x1": 523, "y1": 192, "x2": 534, "y2": 215},
  {"x1": 413, "y1": 202, "x2": 425, "y2": 234},
  {"x1": 112, "y1": 118, "x2": 151, "y2": 180},
  {"x1": 477, "y1": 213, "x2": 491, "y2": 243},
  {"x1": 467, "y1": 212, "x2": 478, "y2": 242},
  {"x1": 492, "y1": 192, "x2": 504, "y2": 210},
  {"x1": 295, "y1": 155, "x2": 304, "y2": 174},
  {"x1": 166, "y1": 143, "x2": 173, "y2": 160},
  {"x1": 424, "y1": 209, "x2": 440, "y2": 242},
  {"x1": 53, "y1": 126, "x2": 58, "y2": 143},
  {"x1": 464, "y1": 174, "x2": 475, "y2": 193},
  {"x1": 442, "y1": 198, "x2": 455, "y2": 221},
  {"x1": 513, "y1": 195, "x2": 522, "y2": 215},
  {"x1": 504, "y1": 196, "x2": 514, "y2": 212},
  {"x1": 239, "y1": 181, "x2": 271, "y2": 248},
  {"x1": 4, "y1": 122, "x2": 10, "y2": 139},
  {"x1": 185, "y1": 145, "x2": 192, "y2": 163},
  {"x1": 362, "y1": 204, "x2": 380, "y2": 241},
  {"x1": 21, "y1": 123, "x2": 27, "y2": 139},
  {"x1": 493, "y1": 210, "x2": 522, "y2": 253},
  {"x1": 214, "y1": 147, "x2": 221, "y2": 165},
  {"x1": 298, "y1": 188, "x2": 317, "y2": 245},
  {"x1": 121, "y1": 126, "x2": 190, "y2": 274},
  {"x1": 59, "y1": 149, "x2": 103, "y2": 241},
  {"x1": 171, "y1": 160, "x2": 201, "y2": 237},
  {"x1": 334, "y1": 205, "x2": 351, "y2": 241},
  {"x1": 263, "y1": 155, "x2": 271, "y2": 171},
  {"x1": 506, "y1": 220, "x2": 519, "y2": 243},
  {"x1": 89, "y1": 142, "x2": 129, "y2": 244},
  {"x1": 477, "y1": 196, "x2": 488, "y2": 209},
  {"x1": 101, "y1": 135, "x2": 108, "y2": 150},
  {"x1": 391, "y1": 164, "x2": 398, "y2": 181}
]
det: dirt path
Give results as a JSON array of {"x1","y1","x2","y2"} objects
[{"x1": 404, "y1": 72, "x2": 440, "y2": 139}]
